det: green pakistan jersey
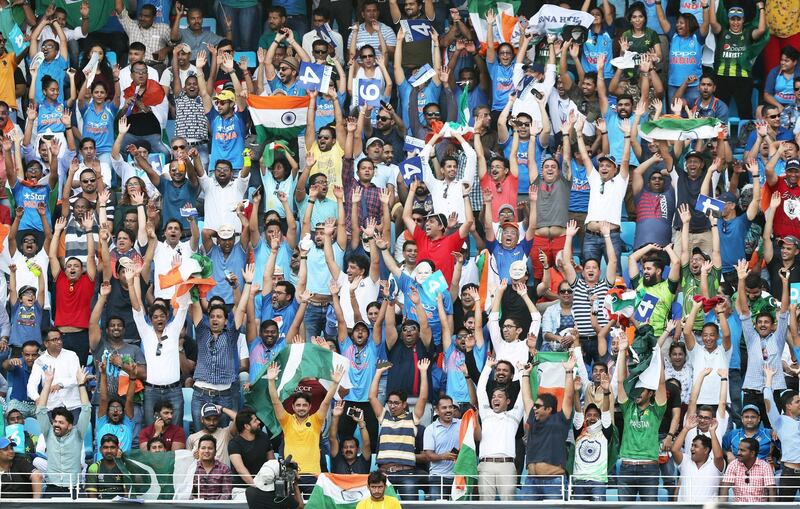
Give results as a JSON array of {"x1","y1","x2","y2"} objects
[{"x1": 714, "y1": 29, "x2": 753, "y2": 77}]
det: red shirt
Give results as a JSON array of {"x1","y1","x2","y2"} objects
[
  {"x1": 771, "y1": 177, "x2": 800, "y2": 239},
  {"x1": 139, "y1": 423, "x2": 186, "y2": 450},
  {"x1": 481, "y1": 173, "x2": 519, "y2": 221},
  {"x1": 412, "y1": 226, "x2": 465, "y2": 284},
  {"x1": 53, "y1": 272, "x2": 94, "y2": 329}
]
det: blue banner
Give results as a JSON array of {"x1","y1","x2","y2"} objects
[
  {"x1": 400, "y1": 156, "x2": 423, "y2": 185},
  {"x1": 357, "y1": 78, "x2": 382, "y2": 107},
  {"x1": 401, "y1": 19, "x2": 433, "y2": 41},
  {"x1": 695, "y1": 194, "x2": 725, "y2": 216},
  {"x1": 634, "y1": 294, "x2": 659, "y2": 322}
]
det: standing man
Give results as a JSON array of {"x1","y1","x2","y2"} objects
[
  {"x1": 423, "y1": 395, "x2": 461, "y2": 500},
  {"x1": 616, "y1": 331, "x2": 668, "y2": 501},
  {"x1": 628, "y1": 243, "x2": 681, "y2": 336},
  {"x1": 36, "y1": 366, "x2": 93, "y2": 497},
  {"x1": 670, "y1": 414, "x2": 725, "y2": 502},
  {"x1": 764, "y1": 366, "x2": 800, "y2": 500},
  {"x1": 267, "y1": 362, "x2": 345, "y2": 483},
  {"x1": 520, "y1": 354, "x2": 577, "y2": 500},
  {"x1": 26, "y1": 330, "x2": 82, "y2": 414}
]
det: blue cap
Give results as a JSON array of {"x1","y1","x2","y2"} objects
[
  {"x1": 598, "y1": 154, "x2": 618, "y2": 166},
  {"x1": 742, "y1": 404, "x2": 760, "y2": 415},
  {"x1": 0, "y1": 437, "x2": 16, "y2": 449},
  {"x1": 718, "y1": 191, "x2": 737, "y2": 204}
]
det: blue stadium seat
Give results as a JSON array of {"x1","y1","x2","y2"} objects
[
  {"x1": 178, "y1": 17, "x2": 217, "y2": 32},
  {"x1": 237, "y1": 51, "x2": 257, "y2": 69},
  {"x1": 165, "y1": 119, "x2": 176, "y2": 141},
  {"x1": 182, "y1": 387, "x2": 193, "y2": 436},
  {"x1": 620, "y1": 221, "x2": 636, "y2": 254}
]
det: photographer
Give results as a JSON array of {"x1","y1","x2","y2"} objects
[{"x1": 246, "y1": 458, "x2": 304, "y2": 509}]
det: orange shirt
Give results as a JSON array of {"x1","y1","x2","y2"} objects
[{"x1": 0, "y1": 53, "x2": 17, "y2": 109}]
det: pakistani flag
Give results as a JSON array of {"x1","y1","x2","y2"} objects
[
  {"x1": 457, "y1": 85, "x2": 471, "y2": 126},
  {"x1": 119, "y1": 449, "x2": 198, "y2": 500},
  {"x1": 308, "y1": 473, "x2": 398, "y2": 509},
  {"x1": 640, "y1": 116, "x2": 721, "y2": 142},
  {"x1": 245, "y1": 343, "x2": 352, "y2": 436},
  {"x1": 451, "y1": 408, "x2": 478, "y2": 500},
  {"x1": 36, "y1": 0, "x2": 117, "y2": 34},
  {"x1": 248, "y1": 95, "x2": 310, "y2": 146},
  {"x1": 262, "y1": 141, "x2": 293, "y2": 169}
]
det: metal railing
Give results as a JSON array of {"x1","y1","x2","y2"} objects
[{"x1": 1, "y1": 473, "x2": 799, "y2": 502}]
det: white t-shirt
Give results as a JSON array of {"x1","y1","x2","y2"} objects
[
  {"x1": 198, "y1": 173, "x2": 249, "y2": 233},
  {"x1": 585, "y1": 170, "x2": 628, "y2": 226},
  {"x1": 11, "y1": 251, "x2": 50, "y2": 310},
  {"x1": 677, "y1": 454, "x2": 722, "y2": 502},
  {"x1": 336, "y1": 272, "x2": 380, "y2": 329},
  {"x1": 687, "y1": 344, "x2": 732, "y2": 405},
  {"x1": 153, "y1": 240, "x2": 194, "y2": 298}
]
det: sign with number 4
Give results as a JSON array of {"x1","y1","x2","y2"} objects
[
  {"x1": 400, "y1": 156, "x2": 423, "y2": 185},
  {"x1": 297, "y1": 62, "x2": 332, "y2": 92},
  {"x1": 401, "y1": 20, "x2": 432, "y2": 42}
]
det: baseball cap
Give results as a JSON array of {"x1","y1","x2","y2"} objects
[
  {"x1": 691, "y1": 246, "x2": 710, "y2": 261},
  {"x1": 509, "y1": 260, "x2": 527, "y2": 280},
  {"x1": 500, "y1": 221, "x2": 519, "y2": 232},
  {"x1": 0, "y1": 437, "x2": 16, "y2": 449},
  {"x1": 685, "y1": 150, "x2": 705, "y2": 162},
  {"x1": 281, "y1": 56, "x2": 300, "y2": 71},
  {"x1": 786, "y1": 158, "x2": 800, "y2": 171},
  {"x1": 213, "y1": 89, "x2": 236, "y2": 102},
  {"x1": 529, "y1": 62, "x2": 545, "y2": 73},
  {"x1": 352, "y1": 320, "x2": 370, "y2": 332},
  {"x1": 365, "y1": 137, "x2": 384, "y2": 148},
  {"x1": 498, "y1": 204, "x2": 515, "y2": 214},
  {"x1": 201, "y1": 403, "x2": 220, "y2": 418},
  {"x1": 17, "y1": 285, "x2": 37, "y2": 298},
  {"x1": 426, "y1": 213, "x2": 447, "y2": 227},
  {"x1": 718, "y1": 191, "x2": 737, "y2": 204},
  {"x1": 217, "y1": 224, "x2": 235, "y2": 240},
  {"x1": 613, "y1": 276, "x2": 626, "y2": 288},
  {"x1": 728, "y1": 6, "x2": 744, "y2": 18},
  {"x1": 741, "y1": 404, "x2": 760, "y2": 415},
  {"x1": 779, "y1": 235, "x2": 800, "y2": 248},
  {"x1": 598, "y1": 154, "x2": 618, "y2": 167}
]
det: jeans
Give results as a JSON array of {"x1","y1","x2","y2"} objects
[
  {"x1": 582, "y1": 231, "x2": 622, "y2": 270},
  {"x1": 617, "y1": 461, "x2": 660, "y2": 502},
  {"x1": 521, "y1": 474, "x2": 564, "y2": 501},
  {"x1": 216, "y1": 3, "x2": 262, "y2": 51},
  {"x1": 142, "y1": 385, "x2": 184, "y2": 427},
  {"x1": 61, "y1": 330, "x2": 90, "y2": 366},
  {"x1": 572, "y1": 479, "x2": 607, "y2": 501},
  {"x1": 386, "y1": 469, "x2": 419, "y2": 500},
  {"x1": 284, "y1": 15, "x2": 308, "y2": 42},
  {"x1": 729, "y1": 368, "x2": 743, "y2": 428},
  {"x1": 122, "y1": 133, "x2": 170, "y2": 158},
  {"x1": 428, "y1": 475, "x2": 454, "y2": 500},
  {"x1": 191, "y1": 386, "x2": 235, "y2": 429},
  {"x1": 303, "y1": 303, "x2": 330, "y2": 341}
]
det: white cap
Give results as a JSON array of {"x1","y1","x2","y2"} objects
[{"x1": 253, "y1": 460, "x2": 281, "y2": 491}]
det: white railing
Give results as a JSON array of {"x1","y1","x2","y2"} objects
[{"x1": 1, "y1": 473, "x2": 799, "y2": 502}]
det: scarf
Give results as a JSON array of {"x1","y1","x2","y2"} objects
[
  {"x1": 123, "y1": 79, "x2": 166, "y2": 112},
  {"x1": 693, "y1": 295, "x2": 722, "y2": 313}
]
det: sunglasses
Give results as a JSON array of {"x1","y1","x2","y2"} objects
[
  {"x1": 361, "y1": 53, "x2": 375, "y2": 58},
  {"x1": 172, "y1": 144, "x2": 186, "y2": 150},
  {"x1": 768, "y1": 114, "x2": 780, "y2": 119},
  {"x1": 377, "y1": 116, "x2": 391, "y2": 121},
  {"x1": 278, "y1": 66, "x2": 292, "y2": 71},
  {"x1": 425, "y1": 111, "x2": 441, "y2": 118},
  {"x1": 81, "y1": 178, "x2": 96, "y2": 184},
  {"x1": 155, "y1": 335, "x2": 167, "y2": 356},
  {"x1": 559, "y1": 289, "x2": 573, "y2": 294}
]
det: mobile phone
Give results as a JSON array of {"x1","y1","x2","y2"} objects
[
  {"x1": 380, "y1": 100, "x2": 390, "y2": 110},
  {"x1": 531, "y1": 88, "x2": 543, "y2": 100},
  {"x1": 450, "y1": 448, "x2": 459, "y2": 455},
  {"x1": 346, "y1": 407, "x2": 363, "y2": 419},
  {"x1": 376, "y1": 361, "x2": 393, "y2": 369}
]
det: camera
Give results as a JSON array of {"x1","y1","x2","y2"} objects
[{"x1": 273, "y1": 455, "x2": 299, "y2": 499}]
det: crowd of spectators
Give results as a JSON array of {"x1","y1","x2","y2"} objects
[{"x1": 1, "y1": 0, "x2": 800, "y2": 504}]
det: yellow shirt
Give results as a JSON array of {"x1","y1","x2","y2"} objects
[
  {"x1": 0, "y1": 53, "x2": 17, "y2": 110},
  {"x1": 355, "y1": 496, "x2": 402, "y2": 509},
  {"x1": 278, "y1": 411, "x2": 324, "y2": 474},
  {"x1": 307, "y1": 141, "x2": 344, "y2": 200},
  {"x1": 767, "y1": 0, "x2": 800, "y2": 38}
]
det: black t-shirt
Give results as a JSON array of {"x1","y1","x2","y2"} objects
[
  {"x1": 0, "y1": 454, "x2": 36, "y2": 498},
  {"x1": 501, "y1": 286, "x2": 538, "y2": 334},
  {"x1": 102, "y1": 276, "x2": 150, "y2": 343},
  {"x1": 330, "y1": 453, "x2": 371, "y2": 475},
  {"x1": 228, "y1": 431, "x2": 273, "y2": 487},
  {"x1": 525, "y1": 410, "x2": 570, "y2": 468},
  {"x1": 658, "y1": 382, "x2": 682, "y2": 435},
  {"x1": 767, "y1": 258, "x2": 800, "y2": 301}
]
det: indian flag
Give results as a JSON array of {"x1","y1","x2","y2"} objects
[
  {"x1": 245, "y1": 343, "x2": 352, "y2": 436},
  {"x1": 607, "y1": 290, "x2": 637, "y2": 317},
  {"x1": 119, "y1": 449, "x2": 197, "y2": 500},
  {"x1": 247, "y1": 95, "x2": 310, "y2": 145},
  {"x1": 158, "y1": 253, "x2": 216, "y2": 307},
  {"x1": 307, "y1": 473, "x2": 398, "y2": 509},
  {"x1": 640, "y1": 116, "x2": 721, "y2": 142},
  {"x1": 468, "y1": 0, "x2": 519, "y2": 44},
  {"x1": 451, "y1": 408, "x2": 478, "y2": 500},
  {"x1": 530, "y1": 351, "x2": 570, "y2": 411}
]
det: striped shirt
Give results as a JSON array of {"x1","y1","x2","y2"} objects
[
  {"x1": 570, "y1": 277, "x2": 610, "y2": 337},
  {"x1": 722, "y1": 459, "x2": 775, "y2": 502},
  {"x1": 118, "y1": 10, "x2": 171, "y2": 62},
  {"x1": 741, "y1": 311, "x2": 789, "y2": 391},
  {"x1": 346, "y1": 23, "x2": 397, "y2": 58},
  {"x1": 376, "y1": 410, "x2": 417, "y2": 468},
  {"x1": 193, "y1": 317, "x2": 239, "y2": 387},
  {"x1": 63, "y1": 217, "x2": 99, "y2": 265}
]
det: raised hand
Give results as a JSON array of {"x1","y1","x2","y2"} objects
[{"x1": 266, "y1": 362, "x2": 281, "y2": 380}]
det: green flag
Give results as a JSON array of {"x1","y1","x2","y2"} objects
[
  {"x1": 37, "y1": 0, "x2": 117, "y2": 34},
  {"x1": 118, "y1": 449, "x2": 198, "y2": 500}
]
